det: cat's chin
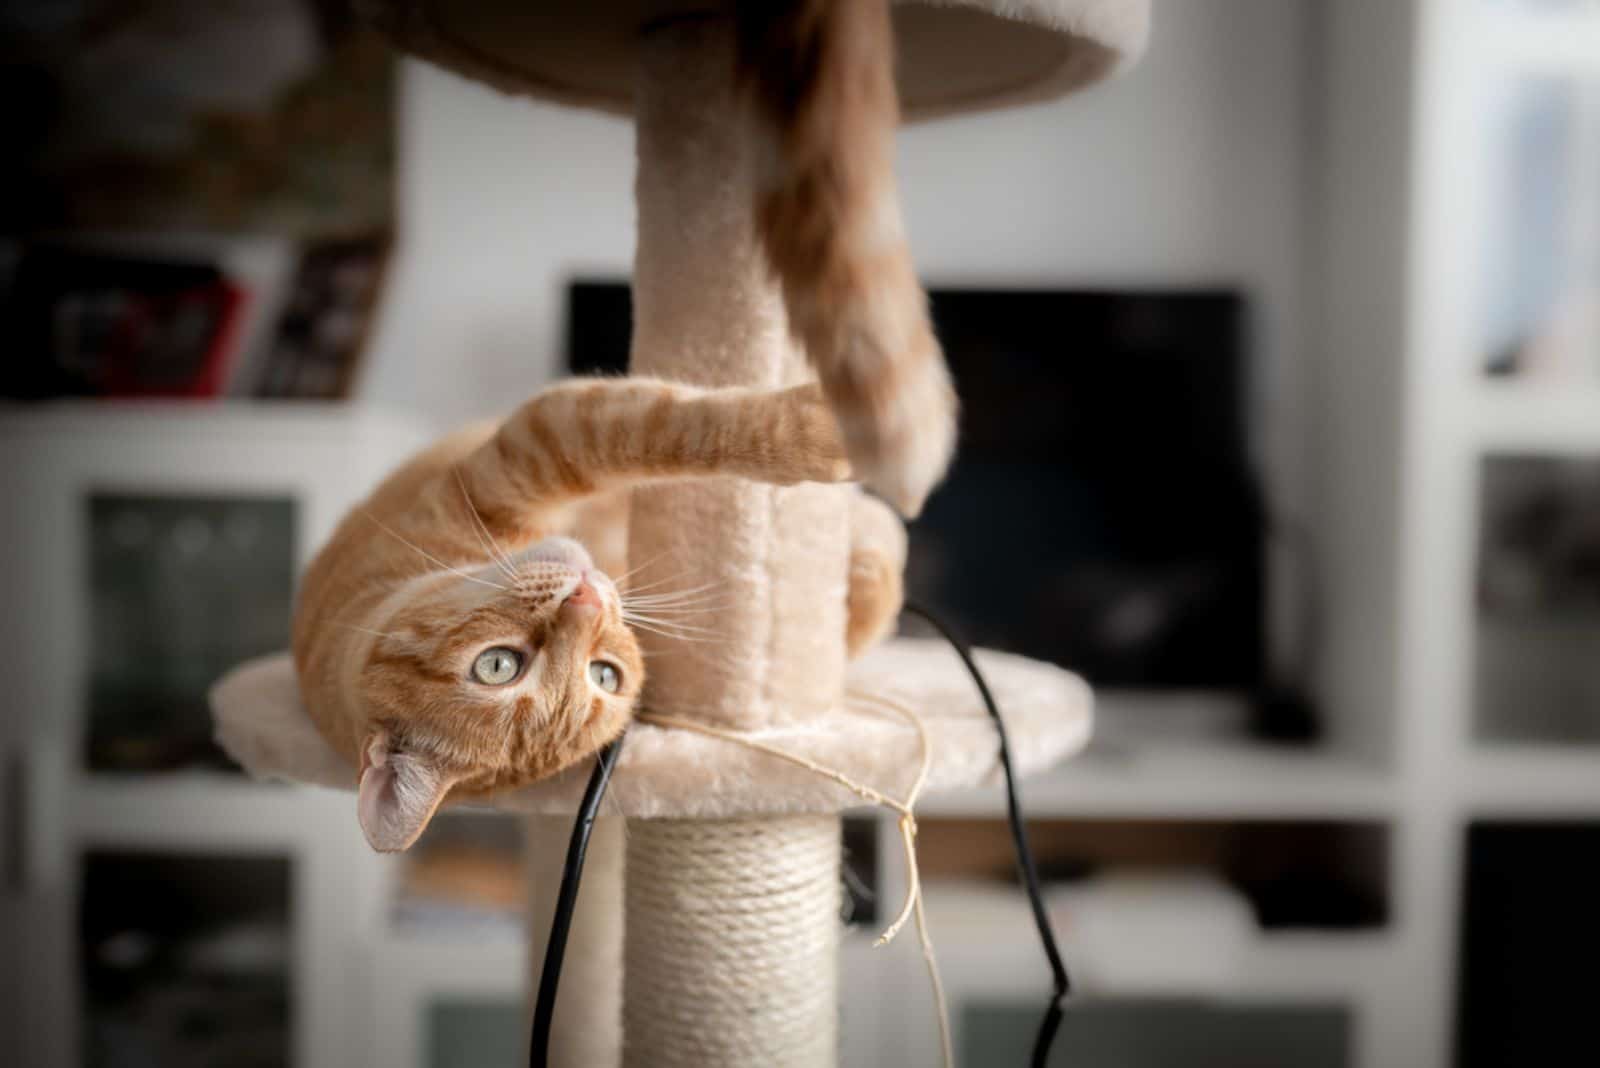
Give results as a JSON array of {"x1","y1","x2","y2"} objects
[{"x1": 518, "y1": 536, "x2": 593, "y2": 572}]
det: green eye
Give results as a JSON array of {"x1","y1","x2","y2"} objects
[
  {"x1": 588, "y1": 661, "x2": 621, "y2": 693},
  {"x1": 472, "y1": 647, "x2": 523, "y2": 685}
]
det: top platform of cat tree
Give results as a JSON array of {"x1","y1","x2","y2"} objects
[{"x1": 355, "y1": 0, "x2": 1151, "y2": 121}]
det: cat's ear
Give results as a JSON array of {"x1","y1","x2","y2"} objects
[{"x1": 356, "y1": 730, "x2": 454, "y2": 853}]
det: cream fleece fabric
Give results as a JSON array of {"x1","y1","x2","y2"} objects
[
  {"x1": 354, "y1": 0, "x2": 1151, "y2": 122},
  {"x1": 211, "y1": 638, "x2": 1093, "y2": 818},
  {"x1": 625, "y1": 21, "x2": 852, "y2": 733}
]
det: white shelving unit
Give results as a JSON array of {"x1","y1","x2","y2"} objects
[
  {"x1": 0, "y1": 402, "x2": 427, "y2": 1068},
  {"x1": 1316, "y1": 2, "x2": 1600, "y2": 1067},
  {"x1": 1461, "y1": 747, "x2": 1600, "y2": 814},
  {"x1": 894, "y1": 3, "x2": 1600, "y2": 1065},
  {"x1": 1465, "y1": 383, "x2": 1600, "y2": 451}
]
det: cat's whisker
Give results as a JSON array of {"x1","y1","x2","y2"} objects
[
  {"x1": 622, "y1": 582, "x2": 728, "y2": 603},
  {"x1": 617, "y1": 576, "x2": 701, "y2": 598},
  {"x1": 618, "y1": 569, "x2": 722, "y2": 597},
  {"x1": 621, "y1": 600, "x2": 729, "y2": 616},
  {"x1": 625, "y1": 628, "x2": 726, "y2": 646},
  {"x1": 332, "y1": 621, "x2": 405, "y2": 641},
  {"x1": 604, "y1": 783, "x2": 629, "y2": 835},
  {"x1": 622, "y1": 610, "x2": 729, "y2": 624},
  {"x1": 621, "y1": 611, "x2": 722, "y2": 633},
  {"x1": 571, "y1": 722, "x2": 628, "y2": 837},
  {"x1": 453, "y1": 466, "x2": 520, "y2": 582},
  {"x1": 622, "y1": 598, "x2": 732, "y2": 615},
  {"x1": 620, "y1": 581, "x2": 728, "y2": 607},
  {"x1": 624, "y1": 597, "x2": 726, "y2": 613},
  {"x1": 558, "y1": 700, "x2": 587, "y2": 752},
  {"x1": 364, "y1": 511, "x2": 509, "y2": 592},
  {"x1": 621, "y1": 588, "x2": 732, "y2": 604},
  {"x1": 622, "y1": 620, "x2": 728, "y2": 644},
  {"x1": 623, "y1": 620, "x2": 713, "y2": 638},
  {"x1": 610, "y1": 548, "x2": 680, "y2": 589}
]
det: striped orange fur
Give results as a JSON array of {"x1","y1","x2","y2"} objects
[
  {"x1": 292, "y1": 378, "x2": 902, "y2": 851},
  {"x1": 738, "y1": 0, "x2": 958, "y2": 517}
]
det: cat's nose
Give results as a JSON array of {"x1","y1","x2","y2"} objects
[{"x1": 562, "y1": 579, "x2": 602, "y2": 617}]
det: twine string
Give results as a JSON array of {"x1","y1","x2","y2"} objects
[{"x1": 636, "y1": 688, "x2": 953, "y2": 1068}]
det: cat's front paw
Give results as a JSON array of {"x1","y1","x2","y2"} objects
[{"x1": 776, "y1": 382, "x2": 853, "y2": 484}]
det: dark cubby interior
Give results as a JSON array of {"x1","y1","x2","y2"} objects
[
  {"x1": 80, "y1": 849, "x2": 292, "y2": 1068},
  {"x1": 1456, "y1": 821, "x2": 1600, "y2": 1068},
  {"x1": 965, "y1": 998, "x2": 1350, "y2": 1068},
  {"x1": 86, "y1": 492, "x2": 296, "y2": 773}
]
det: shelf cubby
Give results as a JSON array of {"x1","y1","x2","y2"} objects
[
  {"x1": 87, "y1": 492, "x2": 296, "y2": 774},
  {"x1": 916, "y1": 817, "x2": 1389, "y2": 933},
  {"x1": 1456, "y1": 820, "x2": 1600, "y2": 1067},
  {"x1": 392, "y1": 809, "x2": 525, "y2": 942},
  {"x1": 1473, "y1": 454, "x2": 1600, "y2": 746},
  {"x1": 963, "y1": 997, "x2": 1352, "y2": 1068},
  {"x1": 79, "y1": 849, "x2": 293, "y2": 1068}
]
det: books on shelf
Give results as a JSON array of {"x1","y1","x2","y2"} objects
[{"x1": 3, "y1": 234, "x2": 389, "y2": 402}]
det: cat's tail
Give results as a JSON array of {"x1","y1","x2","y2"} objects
[{"x1": 736, "y1": 0, "x2": 957, "y2": 518}]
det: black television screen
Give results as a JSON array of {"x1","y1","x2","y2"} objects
[{"x1": 566, "y1": 281, "x2": 1264, "y2": 692}]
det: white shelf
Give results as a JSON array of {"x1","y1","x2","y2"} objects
[
  {"x1": 68, "y1": 771, "x2": 350, "y2": 847},
  {"x1": 1465, "y1": 382, "x2": 1600, "y2": 454},
  {"x1": 371, "y1": 932, "x2": 525, "y2": 996},
  {"x1": 1238, "y1": 931, "x2": 1396, "y2": 1001},
  {"x1": 1461, "y1": 745, "x2": 1600, "y2": 814},
  {"x1": 0, "y1": 397, "x2": 423, "y2": 443},
  {"x1": 918, "y1": 740, "x2": 1395, "y2": 821},
  {"x1": 1480, "y1": 8, "x2": 1600, "y2": 74},
  {"x1": 916, "y1": 880, "x2": 1390, "y2": 1002}
]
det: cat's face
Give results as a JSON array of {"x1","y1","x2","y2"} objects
[{"x1": 354, "y1": 537, "x2": 642, "y2": 851}]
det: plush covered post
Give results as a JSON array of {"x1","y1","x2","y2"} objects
[{"x1": 627, "y1": 15, "x2": 852, "y2": 731}]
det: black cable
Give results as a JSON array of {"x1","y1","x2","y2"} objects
[
  {"x1": 529, "y1": 732, "x2": 626, "y2": 1068},
  {"x1": 902, "y1": 600, "x2": 1071, "y2": 1068},
  {"x1": 529, "y1": 606, "x2": 1067, "y2": 1067}
]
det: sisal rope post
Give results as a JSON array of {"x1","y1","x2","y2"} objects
[{"x1": 623, "y1": 817, "x2": 842, "y2": 1067}]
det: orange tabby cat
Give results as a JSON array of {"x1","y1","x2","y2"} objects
[
  {"x1": 292, "y1": 378, "x2": 905, "y2": 852},
  {"x1": 738, "y1": 0, "x2": 959, "y2": 518}
]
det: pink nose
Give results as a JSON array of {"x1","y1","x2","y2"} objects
[{"x1": 563, "y1": 580, "x2": 602, "y2": 614}]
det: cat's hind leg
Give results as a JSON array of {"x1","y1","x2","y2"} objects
[{"x1": 845, "y1": 490, "x2": 906, "y2": 659}]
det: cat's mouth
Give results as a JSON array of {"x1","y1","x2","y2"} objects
[
  {"x1": 519, "y1": 536, "x2": 594, "y2": 572},
  {"x1": 518, "y1": 538, "x2": 620, "y2": 612}
]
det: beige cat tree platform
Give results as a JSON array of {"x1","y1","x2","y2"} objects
[{"x1": 212, "y1": 2, "x2": 1148, "y2": 1065}]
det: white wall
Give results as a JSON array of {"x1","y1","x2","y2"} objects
[
  {"x1": 360, "y1": 71, "x2": 635, "y2": 425},
  {"x1": 363, "y1": 0, "x2": 1314, "y2": 518}
]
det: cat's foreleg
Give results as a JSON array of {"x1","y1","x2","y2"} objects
[{"x1": 455, "y1": 378, "x2": 850, "y2": 539}]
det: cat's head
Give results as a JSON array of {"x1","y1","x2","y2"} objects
[{"x1": 353, "y1": 537, "x2": 642, "y2": 852}]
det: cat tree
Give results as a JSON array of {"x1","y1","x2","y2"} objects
[{"x1": 213, "y1": 2, "x2": 1148, "y2": 1065}]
